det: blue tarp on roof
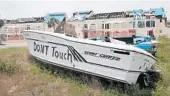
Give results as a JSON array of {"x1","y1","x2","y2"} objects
[
  {"x1": 44, "y1": 12, "x2": 66, "y2": 22},
  {"x1": 46, "y1": 12, "x2": 65, "y2": 16},
  {"x1": 79, "y1": 11, "x2": 90, "y2": 14},
  {"x1": 150, "y1": 8, "x2": 165, "y2": 16},
  {"x1": 131, "y1": 8, "x2": 166, "y2": 16},
  {"x1": 73, "y1": 11, "x2": 91, "y2": 14},
  {"x1": 132, "y1": 9, "x2": 144, "y2": 14}
]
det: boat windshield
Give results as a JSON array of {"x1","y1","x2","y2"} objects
[
  {"x1": 89, "y1": 37, "x2": 111, "y2": 42},
  {"x1": 89, "y1": 37, "x2": 127, "y2": 45}
]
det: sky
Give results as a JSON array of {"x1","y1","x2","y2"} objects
[{"x1": 0, "y1": 0, "x2": 170, "y2": 19}]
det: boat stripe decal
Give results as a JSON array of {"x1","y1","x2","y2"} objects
[
  {"x1": 26, "y1": 38, "x2": 144, "y2": 73},
  {"x1": 67, "y1": 46, "x2": 77, "y2": 61},
  {"x1": 68, "y1": 46, "x2": 82, "y2": 62},
  {"x1": 70, "y1": 46, "x2": 84, "y2": 62},
  {"x1": 66, "y1": 46, "x2": 76, "y2": 61},
  {"x1": 69, "y1": 46, "x2": 87, "y2": 62}
]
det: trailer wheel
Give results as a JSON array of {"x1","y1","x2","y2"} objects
[{"x1": 136, "y1": 73, "x2": 148, "y2": 88}]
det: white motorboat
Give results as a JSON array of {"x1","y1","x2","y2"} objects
[
  {"x1": 23, "y1": 15, "x2": 159, "y2": 86},
  {"x1": 23, "y1": 29, "x2": 157, "y2": 86}
]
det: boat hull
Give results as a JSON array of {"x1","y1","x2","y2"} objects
[{"x1": 23, "y1": 30, "x2": 156, "y2": 85}]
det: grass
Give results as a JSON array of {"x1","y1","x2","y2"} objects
[
  {"x1": 0, "y1": 47, "x2": 102, "y2": 96},
  {"x1": 152, "y1": 36, "x2": 170, "y2": 96},
  {"x1": 0, "y1": 59, "x2": 20, "y2": 75},
  {"x1": 0, "y1": 38, "x2": 170, "y2": 96},
  {"x1": 0, "y1": 48, "x2": 25, "y2": 75}
]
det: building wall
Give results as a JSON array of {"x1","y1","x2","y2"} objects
[
  {"x1": 72, "y1": 17, "x2": 170, "y2": 38},
  {"x1": 2, "y1": 17, "x2": 170, "y2": 40},
  {"x1": 2, "y1": 23, "x2": 45, "y2": 34},
  {"x1": 84, "y1": 18, "x2": 133, "y2": 29},
  {"x1": 134, "y1": 18, "x2": 170, "y2": 38},
  {"x1": 0, "y1": 22, "x2": 46, "y2": 40},
  {"x1": 68, "y1": 18, "x2": 134, "y2": 38}
]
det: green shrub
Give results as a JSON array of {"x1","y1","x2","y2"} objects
[
  {"x1": 30, "y1": 64, "x2": 55, "y2": 82},
  {"x1": 0, "y1": 59, "x2": 20, "y2": 75}
]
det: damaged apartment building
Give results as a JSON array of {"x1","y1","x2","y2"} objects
[
  {"x1": 1, "y1": 7, "x2": 170, "y2": 40},
  {"x1": 69, "y1": 8, "x2": 169, "y2": 39}
]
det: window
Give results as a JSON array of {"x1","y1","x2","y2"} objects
[
  {"x1": 37, "y1": 26, "x2": 40, "y2": 30},
  {"x1": 133, "y1": 21, "x2": 136, "y2": 28},
  {"x1": 160, "y1": 19, "x2": 162, "y2": 22},
  {"x1": 105, "y1": 32, "x2": 110, "y2": 37},
  {"x1": 115, "y1": 23, "x2": 120, "y2": 28},
  {"x1": 91, "y1": 38, "x2": 97, "y2": 41},
  {"x1": 105, "y1": 24, "x2": 109, "y2": 29},
  {"x1": 129, "y1": 21, "x2": 133, "y2": 23},
  {"x1": 84, "y1": 32, "x2": 88, "y2": 38},
  {"x1": 146, "y1": 21, "x2": 155, "y2": 27},
  {"x1": 102, "y1": 24, "x2": 105, "y2": 29},
  {"x1": 167, "y1": 22, "x2": 170, "y2": 25},
  {"x1": 146, "y1": 21, "x2": 151, "y2": 27},
  {"x1": 138, "y1": 21, "x2": 145, "y2": 28},
  {"x1": 89, "y1": 24, "x2": 96, "y2": 31},
  {"x1": 84, "y1": 24, "x2": 88, "y2": 29},
  {"x1": 136, "y1": 40, "x2": 143, "y2": 44},
  {"x1": 151, "y1": 21, "x2": 155, "y2": 27}
]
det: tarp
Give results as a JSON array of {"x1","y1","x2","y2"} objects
[
  {"x1": 150, "y1": 8, "x2": 165, "y2": 16},
  {"x1": 132, "y1": 9, "x2": 144, "y2": 14},
  {"x1": 44, "y1": 12, "x2": 66, "y2": 23}
]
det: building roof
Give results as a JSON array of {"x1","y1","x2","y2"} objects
[{"x1": 87, "y1": 12, "x2": 127, "y2": 20}]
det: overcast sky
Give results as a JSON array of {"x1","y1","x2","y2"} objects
[{"x1": 0, "y1": 0, "x2": 170, "y2": 19}]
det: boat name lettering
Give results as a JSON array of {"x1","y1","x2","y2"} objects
[
  {"x1": 84, "y1": 51, "x2": 120, "y2": 61},
  {"x1": 34, "y1": 42, "x2": 73, "y2": 63},
  {"x1": 34, "y1": 42, "x2": 49, "y2": 55},
  {"x1": 52, "y1": 47, "x2": 72, "y2": 63}
]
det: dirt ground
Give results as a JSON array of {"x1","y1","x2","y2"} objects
[{"x1": 0, "y1": 40, "x2": 27, "y2": 49}]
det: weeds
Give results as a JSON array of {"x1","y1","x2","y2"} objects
[
  {"x1": 153, "y1": 36, "x2": 170, "y2": 96},
  {"x1": 0, "y1": 57, "x2": 20, "y2": 75},
  {"x1": 30, "y1": 64, "x2": 56, "y2": 82}
]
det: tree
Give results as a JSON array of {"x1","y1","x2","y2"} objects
[
  {"x1": 47, "y1": 18, "x2": 59, "y2": 32},
  {"x1": 0, "y1": 19, "x2": 4, "y2": 28},
  {"x1": 0, "y1": 19, "x2": 5, "y2": 43}
]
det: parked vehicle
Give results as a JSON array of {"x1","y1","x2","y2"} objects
[{"x1": 113, "y1": 35, "x2": 158, "y2": 56}]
